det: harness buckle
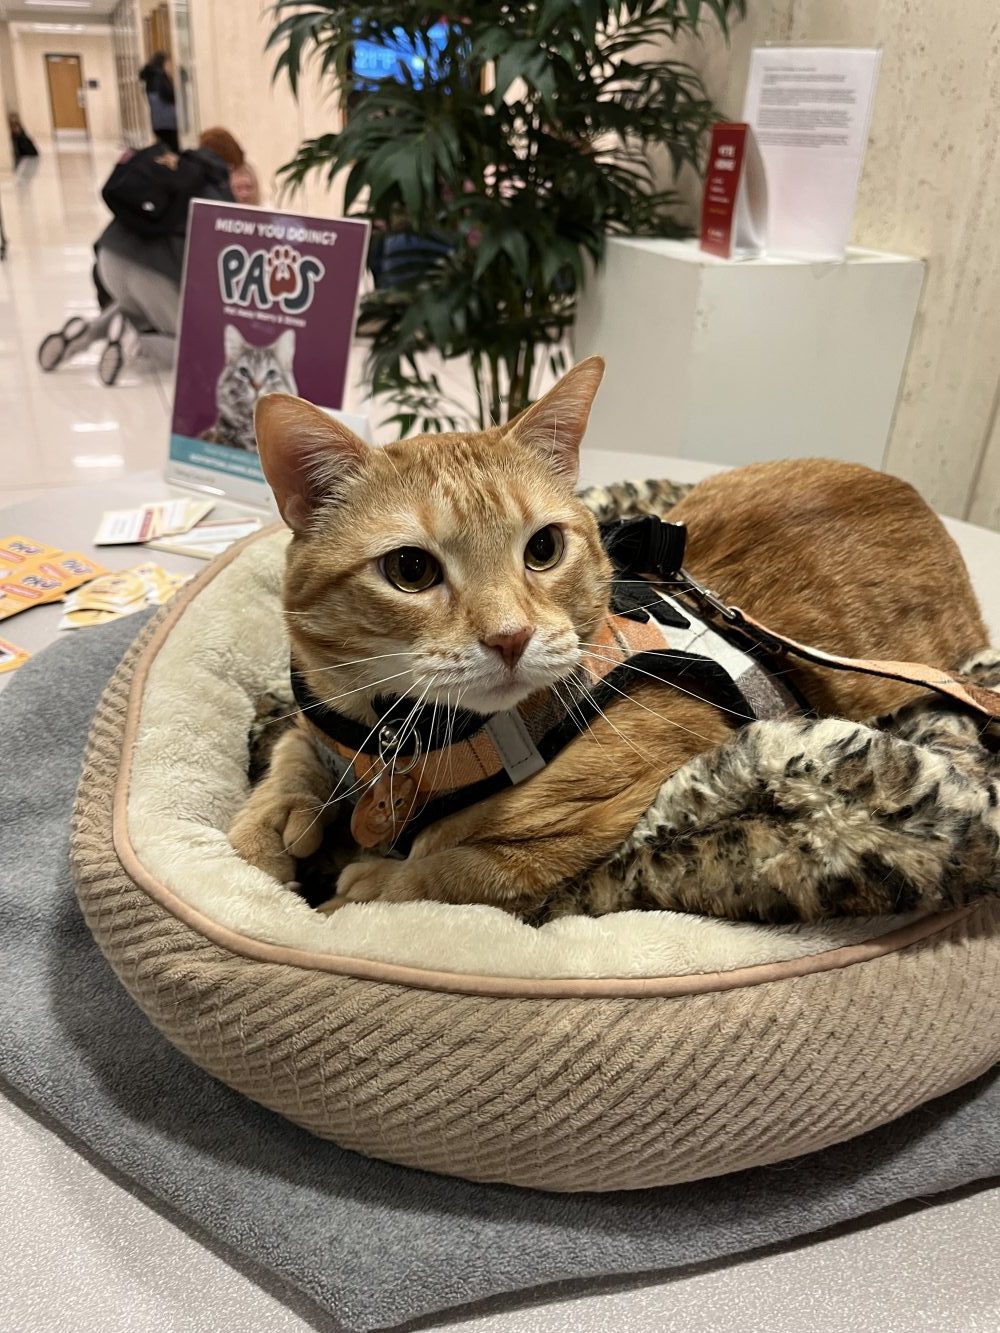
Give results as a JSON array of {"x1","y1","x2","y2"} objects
[{"x1": 678, "y1": 568, "x2": 742, "y2": 624}]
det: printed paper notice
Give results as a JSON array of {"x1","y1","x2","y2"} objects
[{"x1": 742, "y1": 46, "x2": 881, "y2": 260}]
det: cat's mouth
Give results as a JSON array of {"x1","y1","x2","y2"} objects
[
  {"x1": 461, "y1": 679, "x2": 537, "y2": 715},
  {"x1": 408, "y1": 639, "x2": 581, "y2": 718},
  {"x1": 426, "y1": 663, "x2": 577, "y2": 717}
]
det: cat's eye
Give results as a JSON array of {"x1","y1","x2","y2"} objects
[
  {"x1": 524, "y1": 525, "x2": 564, "y2": 571},
  {"x1": 238, "y1": 366, "x2": 252, "y2": 380},
  {"x1": 382, "y1": 546, "x2": 442, "y2": 593}
]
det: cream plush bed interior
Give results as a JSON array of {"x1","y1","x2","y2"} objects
[
  {"x1": 124, "y1": 525, "x2": 924, "y2": 985},
  {"x1": 72, "y1": 525, "x2": 1000, "y2": 1191}
]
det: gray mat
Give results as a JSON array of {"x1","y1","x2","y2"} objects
[{"x1": 1, "y1": 616, "x2": 999, "y2": 1332}]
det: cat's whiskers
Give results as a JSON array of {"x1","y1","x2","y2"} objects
[
  {"x1": 301, "y1": 650, "x2": 416, "y2": 676},
  {"x1": 267, "y1": 667, "x2": 417, "y2": 726},
  {"x1": 434, "y1": 690, "x2": 468, "y2": 791},
  {"x1": 432, "y1": 693, "x2": 458, "y2": 794},
  {"x1": 595, "y1": 576, "x2": 698, "y2": 593},
  {"x1": 592, "y1": 596, "x2": 689, "y2": 619},
  {"x1": 577, "y1": 644, "x2": 755, "y2": 724},
  {"x1": 435, "y1": 688, "x2": 457, "y2": 794},
  {"x1": 587, "y1": 618, "x2": 802, "y2": 684},
  {"x1": 577, "y1": 641, "x2": 710, "y2": 667},
  {"x1": 421, "y1": 695, "x2": 441, "y2": 799},
  {"x1": 377, "y1": 442, "x2": 405, "y2": 488},
  {"x1": 293, "y1": 674, "x2": 431, "y2": 849},
  {"x1": 579, "y1": 670, "x2": 715, "y2": 745},
  {"x1": 386, "y1": 681, "x2": 432, "y2": 849},
  {"x1": 570, "y1": 684, "x2": 659, "y2": 767},
  {"x1": 451, "y1": 687, "x2": 470, "y2": 790},
  {"x1": 550, "y1": 678, "x2": 606, "y2": 750}
]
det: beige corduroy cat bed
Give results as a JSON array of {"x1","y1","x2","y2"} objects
[{"x1": 70, "y1": 528, "x2": 1000, "y2": 1193}]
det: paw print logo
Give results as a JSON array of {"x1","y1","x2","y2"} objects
[{"x1": 266, "y1": 245, "x2": 300, "y2": 300}]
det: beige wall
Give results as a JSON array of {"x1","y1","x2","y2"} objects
[
  {"x1": 0, "y1": 24, "x2": 15, "y2": 172},
  {"x1": 690, "y1": 0, "x2": 1000, "y2": 526},
  {"x1": 970, "y1": 398, "x2": 1000, "y2": 529},
  {"x1": 10, "y1": 23, "x2": 121, "y2": 143},
  {"x1": 0, "y1": 22, "x2": 17, "y2": 117},
  {"x1": 190, "y1": 0, "x2": 343, "y2": 215}
]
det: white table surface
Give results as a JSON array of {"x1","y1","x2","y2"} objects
[{"x1": 2, "y1": 458, "x2": 1000, "y2": 1333}]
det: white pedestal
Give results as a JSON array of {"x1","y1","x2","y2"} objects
[{"x1": 573, "y1": 238, "x2": 925, "y2": 470}]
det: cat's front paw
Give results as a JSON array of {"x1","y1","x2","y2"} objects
[
  {"x1": 228, "y1": 795, "x2": 326, "y2": 885},
  {"x1": 228, "y1": 811, "x2": 296, "y2": 884},
  {"x1": 317, "y1": 858, "x2": 424, "y2": 911}
]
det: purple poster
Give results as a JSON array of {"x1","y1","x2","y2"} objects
[{"x1": 167, "y1": 201, "x2": 369, "y2": 505}]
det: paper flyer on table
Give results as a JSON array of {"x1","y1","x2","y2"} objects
[
  {"x1": 93, "y1": 498, "x2": 215, "y2": 546},
  {"x1": 147, "y1": 516, "x2": 264, "y2": 561},
  {"x1": 742, "y1": 46, "x2": 881, "y2": 260},
  {"x1": 167, "y1": 201, "x2": 370, "y2": 508}
]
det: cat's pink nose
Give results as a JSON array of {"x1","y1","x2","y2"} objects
[{"x1": 481, "y1": 627, "x2": 533, "y2": 669}]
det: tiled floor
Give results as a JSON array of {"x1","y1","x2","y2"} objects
[{"x1": 0, "y1": 142, "x2": 175, "y2": 507}]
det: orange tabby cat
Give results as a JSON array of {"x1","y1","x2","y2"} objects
[{"x1": 228, "y1": 358, "x2": 987, "y2": 914}]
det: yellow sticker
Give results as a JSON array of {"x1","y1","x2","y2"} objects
[
  {"x1": 0, "y1": 535, "x2": 63, "y2": 565},
  {"x1": 71, "y1": 569, "x2": 147, "y2": 610},
  {"x1": 0, "y1": 542, "x2": 109, "y2": 622},
  {"x1": 0, "y1": 635, "x2": 30, "y2": 673},
  {"x1": 59, "y1": 561, "x2": 190, "y2": 630}
]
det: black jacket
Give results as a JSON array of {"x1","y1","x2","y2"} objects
[
  {"x1": 96, "y1": 147, "x2": 233, "y2": 286},
  {"x1": 139, "y1": 64, "x2": 176, "y2": 131}
]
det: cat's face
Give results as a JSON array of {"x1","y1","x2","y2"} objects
[
  {"x1": 218, "y1": 325, "x2": 297, "y2": 424},
  {"x1": 256, "y1": 360, "x2": 610, "y2": 718}
]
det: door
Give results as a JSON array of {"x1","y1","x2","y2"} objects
[{"x1": 45, "y1": 54, "x2": 88, "y2": 132}]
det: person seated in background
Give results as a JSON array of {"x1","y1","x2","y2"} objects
[
  {"x1": 37, "y1": 128, "x2": 248, "y2": 384},
  {"x1": 96, "y1": 127, "x2": 244, "y2": 340},
  {"x1": 139, "y1": 51, "x2": 178, "y2": 153}
]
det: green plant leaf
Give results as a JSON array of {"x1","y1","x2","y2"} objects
[
  {"x1": 272, "y1": 0, "x2": 747, "y2": 424},
  {"x1": 500, "y1": 230, "x2": 530, "y2": 283}
]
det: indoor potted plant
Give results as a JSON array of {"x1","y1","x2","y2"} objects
[{"x1": 269, "y1": 1, "x2": 745, "y2": 433}]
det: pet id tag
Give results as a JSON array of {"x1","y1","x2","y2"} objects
[{"x1": 350, "y1": 770, "x2": 419, "y2": 849}]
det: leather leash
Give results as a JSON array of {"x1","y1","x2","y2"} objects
[
  {"x1": 679, "y1": 568, "x2": 1000, "y2": 723},
  {"x1": 604, "y1": 515, "x2": 1000, "y2": 725}
]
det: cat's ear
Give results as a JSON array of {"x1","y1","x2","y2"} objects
[
  {"x1": 274, "y1": 328, "x2": 296, "y2": 371},
  {"x1": 255, "y1": 394, "x2": 368, "y2": 533},
  {"x1": 224, "y1": 323, "x2": 245, "y2": 360},
  {"x1": 505, "y1": 356, "x2": 605, "y2": 484}
]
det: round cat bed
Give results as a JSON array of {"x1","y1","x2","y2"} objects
[{"x1": 71, "y1": 528, "x2": 1000, "y2": 1192}]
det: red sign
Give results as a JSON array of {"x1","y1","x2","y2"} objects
[{"x1": 700, "y1": 123, "x2": 749, "y2": 259}]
